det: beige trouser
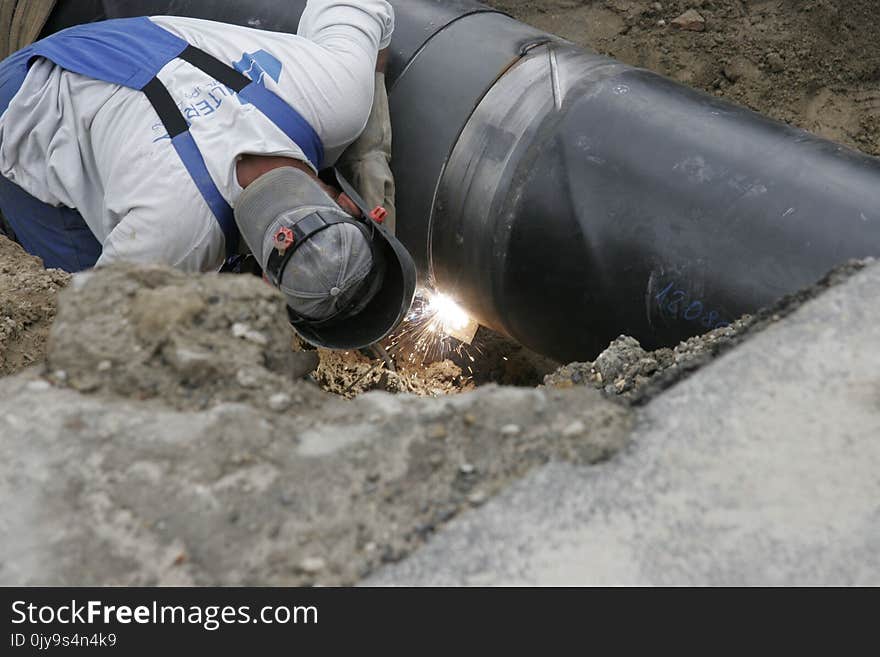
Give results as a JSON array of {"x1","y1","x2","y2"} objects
[
  {"x1": 337, "y1": 72, "x2": 396, "y2": 235},
  {"x1": 0, "y1": 0, "x2": 56, "y2": 59}
]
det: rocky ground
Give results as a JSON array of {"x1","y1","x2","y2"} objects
[
  {"x1": 543, "y1": 258, "x2": 872, "y2": 403},
  {"x1": 0, "y1": 237, "x2": 69, "y2": 377}
]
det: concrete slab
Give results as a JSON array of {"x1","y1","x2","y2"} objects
[{"x1": 367, "y1": 263, "x2": 880, "y2": 585}]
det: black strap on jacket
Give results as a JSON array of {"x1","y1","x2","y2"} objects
[
  {"x1": 141, "y1": 77, "x2": 188, "y2": 138},
  {"x1": 178, "y1": 46, "x2": 251, "y2": 92},
  {"x1": 139, "y1": 45, "x2": 260, "y2": 258},
  {"x1": 141, "y1": 44, "x2": 252, "y2": 136}
]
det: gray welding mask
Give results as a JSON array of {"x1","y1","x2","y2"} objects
[{"x1": 234, "y1": 166, "x2": 416, "y2": 350}]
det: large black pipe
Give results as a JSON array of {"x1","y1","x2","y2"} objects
[{"x1": 45, "y1": 1, "x2": 880, "y2": 362}]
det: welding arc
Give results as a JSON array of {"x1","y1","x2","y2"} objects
[{"x1": 46, "y1": 0, "x2": 880, "y2": 362}]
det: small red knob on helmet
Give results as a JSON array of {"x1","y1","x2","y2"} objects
[{"x1": 273, "y1": 226, "x2": 295, "y2": 254}]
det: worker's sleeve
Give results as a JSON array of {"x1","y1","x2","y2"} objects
[
  {"x1": 337, "y1": 72, "x2": 396, "y2": 234},
  {"x1": 298, "y1": 0, "x2": 394, "y2": 60}
]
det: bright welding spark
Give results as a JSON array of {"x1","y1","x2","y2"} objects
[
  {"x1": 385, "y1": 287, "x2": 478, "y2": 369},
  {"x1": 427, "y1": 292, "x2": 471, "y2": 333}
]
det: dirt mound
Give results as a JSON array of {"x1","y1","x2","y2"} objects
[
  {"x1": 46, "y1": 264, "x2": 325, "y2": 411},
  {"x1": 0, "y1": 236, "x2": 70, "y2": 376},
  {"x1": 492, "y1": 0, "x2": 880, "y2": 157},
  {"x1": 545, "y1": 319, "x2": 753, "y2": 395}
]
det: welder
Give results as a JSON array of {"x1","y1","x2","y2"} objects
[{"x1": 0, "y1": 0, "x2": 415, "y2": 350}]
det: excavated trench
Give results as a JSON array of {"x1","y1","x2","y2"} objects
[
  {"x1": 0, "y1": 237, "x2": 584, "y2": 399},
  {"x1": 3, "y1": 232, "x2": 862, "y2": 409}
]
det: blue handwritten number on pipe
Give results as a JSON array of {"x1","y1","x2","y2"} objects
[
  {"x1": 666, "y1": 291, "x2": 686, "y2": 316},
  {"x1": 656, "y1": 280, "x2": 730, "y2": 330},
  {"x1": 684, "y1": 301, "x2": 703, "y2": 321},
  {"x1": 656, "y1": 281, "x2": 674, "y2": 305}
]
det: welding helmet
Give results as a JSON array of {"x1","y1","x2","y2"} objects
[{"x1": 234, "y1": 166, "x2": 416, "y2": 350}]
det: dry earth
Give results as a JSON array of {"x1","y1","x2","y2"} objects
[
  {"x1": 489, "y1": 0, "x2": 880, "y2": 155},
  {"x1": 0, "y1": 237, "x2": 69, "y2": 376}
]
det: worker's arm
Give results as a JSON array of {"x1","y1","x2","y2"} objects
[
  {"x1": 336, "y1": 62, "x2": 396, "y2": 233},
  {"x1": 299, "y1": 0, "x2": 397, "y2": 232},
  {"x1": 236, "y1": 154, "x2": 364, "y2": 218},
  {"x1": 298, "y1": 0, "x2": 394, "y2": 61}
]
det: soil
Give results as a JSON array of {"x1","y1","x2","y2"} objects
[
  {"x1": 313, "y1": 348, "x2": 475, "y2": 397},
  {"x1": 0, "y1": 236, "x2": 69, "y2": 376},
  {"x1": 309, "y1": 319, "x2": 559, "y2": 397},
  {"x1": 45, "y1": 263, "x2": 327, "y2": 412},
  {"x1": 1, "y1": 357, "x2": 631, "y2": 586},
  {"x1": 489, "y1": 0, "x2": 880, "y2": 156}
]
